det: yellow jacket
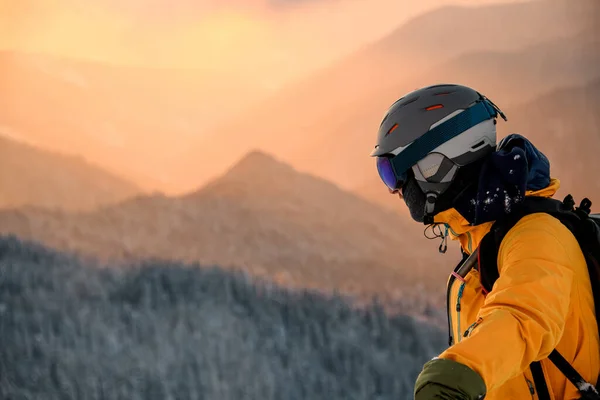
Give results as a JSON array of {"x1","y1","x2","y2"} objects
[{"x1": 434, "y1": 178, "x2": 600, "y2": 399}]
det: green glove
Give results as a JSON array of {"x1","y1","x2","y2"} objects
[{"x1": 414, "y1": 358, "x2": 486, "y2": 400}]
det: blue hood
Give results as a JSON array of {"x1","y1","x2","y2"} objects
[{"x1": 454, "y1": 134, "x2": 551, "y2": 225}]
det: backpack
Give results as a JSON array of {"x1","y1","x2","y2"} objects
[{"x1": 477, "y1": 194, "x2": 600, "y2": 400}]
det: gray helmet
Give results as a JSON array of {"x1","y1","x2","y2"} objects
[{"x1": 371, "y1": 84, "x2": 506, "y2": 221}]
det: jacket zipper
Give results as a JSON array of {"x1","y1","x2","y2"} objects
[
  {"x1": 525, "y1": 377, "x2": 536, "y2": 399},
  {"x1": 445, "y1": 228, "x2": 474, "y2": 347},
  {"x1": 446, "y1": 272, "x2": 458, "y2": 346},
  {"x1": 456, "y1": 282, "x2": 466, "y2": 343}
]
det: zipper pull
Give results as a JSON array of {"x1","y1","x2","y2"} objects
[
  {"x1": 463, "y1": 317, "x2": 483, "y2": 338},
  {"x1": 526, "y1": 379, "x2": 535, "y2": 396}
]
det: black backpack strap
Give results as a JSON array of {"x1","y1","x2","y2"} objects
[
  {"x1": 478, "y1": 232, "x2": 500, "y2": 295},
  {"x1": 531, "y1": 352, "x2": 600, "y2": 400},
  {"x1": 477, "y1": 196, "x2": 562, "y2": 293},
  {"x1": 548, "y1": 350, "x2": 600, "y2": 399},
  {"x1": 478, "y1": 196, "x2": 570, "y2": 293},
  {"x1": 532, "y1": 350, "x2": 600, "y2": 399},
  {"x1": 531, "y1": 361, "x2": 551, "y2": 400}
]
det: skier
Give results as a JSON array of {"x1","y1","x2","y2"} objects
[{"x1": 371, "y1": 84, "x2": 600, "y2": 399}]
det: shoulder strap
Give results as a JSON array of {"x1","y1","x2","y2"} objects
[
  {"x1": 531, "y1": 361, "x2": 551, "y2": 399},
  {"x1": 548, "y1": 350, "x2": 600, "y2": 399},
  {"x1": 530, "y1": 351, "x2": 600, "y2": 400},
  {"x1": 478, "y1": 196, "x2": 567, "y2": 294}
]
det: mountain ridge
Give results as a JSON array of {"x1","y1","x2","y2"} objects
[
  {"x1": 0, "y1": 149, "x2": 449, "y2": 311},
  {"x1": 0, "y1": 134, "x2": 142, "y2": 211}
]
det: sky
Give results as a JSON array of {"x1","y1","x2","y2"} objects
[{"x1": 0, "y1": 0, "x2": 530, "y2": 90}]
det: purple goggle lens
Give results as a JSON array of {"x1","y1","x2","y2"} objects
[{"x1": 376, "y1": 156, "x2": 406, "y2": 191}]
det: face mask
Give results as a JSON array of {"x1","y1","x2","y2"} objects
[
  {"x1": 402, "y1": 175, "x2": 427, "y2": 223},
  {"x1": 401, "y1": 158, "x2": 485, "y2": 224}
]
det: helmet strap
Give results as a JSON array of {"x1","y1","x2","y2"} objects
[{"x1": 423, "y1": 192, "x2": 438, "y2": 225}]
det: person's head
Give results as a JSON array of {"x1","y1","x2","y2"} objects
[{"x1": 371, "y1": 84, "x2": 507, "y2": 224}]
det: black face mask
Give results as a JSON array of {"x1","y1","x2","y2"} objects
[
  {"x1": 402, "y1": 175, "x2": 428, "y2": 223},
  {"x1": 401, "y1": 158, "x2": 486, "y2": 224}
]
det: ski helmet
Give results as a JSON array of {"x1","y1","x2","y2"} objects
[{"x1": 371, "y1": 83, "x2": 507, "y2": 223}]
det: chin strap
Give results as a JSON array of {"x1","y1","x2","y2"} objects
[
  {"x1": 423, "y1": 223, "x2": 450, "y2": 254},
  {"x1": 423, "y1": 192, "x2": 437, "y2": 225}
]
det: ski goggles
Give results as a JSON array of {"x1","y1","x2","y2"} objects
[{"x1": 376, "y1": 156, "x2": 408, "y2": 192}]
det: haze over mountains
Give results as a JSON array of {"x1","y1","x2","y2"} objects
[
  {"x1": 3, "y1": 0, "x2": 597, "y2": 198},
  {"x1": 170, "y1": 0, "x2": 600, "y2": 196},
  {"x1": 0, "y1": 0, "x2": 528, "y2": 76},
  {"x1": 0, "y1": 51, "x2": 269, "y2": 190},
  {"x1": 0, "y1": 151, "x2": 451, "y2": 312},
  {"x1": 0, "y1": 134, "x2": 141, "y2": 211}
]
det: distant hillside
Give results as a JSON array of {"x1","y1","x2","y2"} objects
[
  {"x1": 367, "y1": 0, "x2": 597, "y2": 73},
  {"x1": 279, "y1": 28, "x2": 600, "y2": 189},
  {"x1": 0, "y1": 150, "x2": 452, "y2": 313},
  {"x1": 171, "y1": 0, "x2": 598, "y2": 192},
  {"x1": 0, "y1": 235, "x2": 446, "y2": 399},
  {"x1": 0, "y1": 51, "x2": 268, "y2": 191},
  {"x1": 416, "y1": 26, "x2": 600, "y2": 104},
  {"x1": 0, "y1": 134, "x2": 141, "y2": 211}
]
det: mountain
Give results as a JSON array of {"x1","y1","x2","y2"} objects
[
  {"x1": 419, "y1": 26, "x2": 600, "y2": 105},
  {"x1": 367, "y1": 0, "x2": 596, "y2": 70},
  {"x1": 0, "y1": 134, "x2": 141, "y2": 211},
  {"x1": 0, "y1": 51, "x2": 270, "y2": 192},
  {"x1": 171, "y1": 0, "x2": 600, "y2": 193},
  {"x1": 0, "y1": 150, "x2": 452, "y2": 311}
]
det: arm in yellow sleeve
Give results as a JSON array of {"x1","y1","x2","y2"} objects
[{"x1": 439, "y1": 214, "x2": 575, "y2": 392}]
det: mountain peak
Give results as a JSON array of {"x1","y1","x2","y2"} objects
[
  {"x1": 189, "y1": 147, "x2": 356, "y2": 207},
  {"x1": 234, "y1": 149, "x2": 283, "y2": 168},
  {"x1": 219, "y1": 149, "x2": 298, "y2": 183}
]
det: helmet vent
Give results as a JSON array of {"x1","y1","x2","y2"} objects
[
  {"x1": 425, "y1": 104, "x2": 444, "y2": 111},
  {"x1": 426, "y1": 84, "x2": 457, "y2": 90},
  {"x1": 380, "y1": 114, "x2": 389, "y2": 126},
  {"x1": 399, "y1": 97, "x2": 419, "y2": 107},
  {"x1": 434, "y1": 91, "x2": 455, "y2": 96}
]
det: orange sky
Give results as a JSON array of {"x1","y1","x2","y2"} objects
[
  {"x1": 0, "y1": 0, "x2": 544, "y2": 198},
  {"x1": 0, "y1": 0, "x2": 528, "y2": 90}
]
